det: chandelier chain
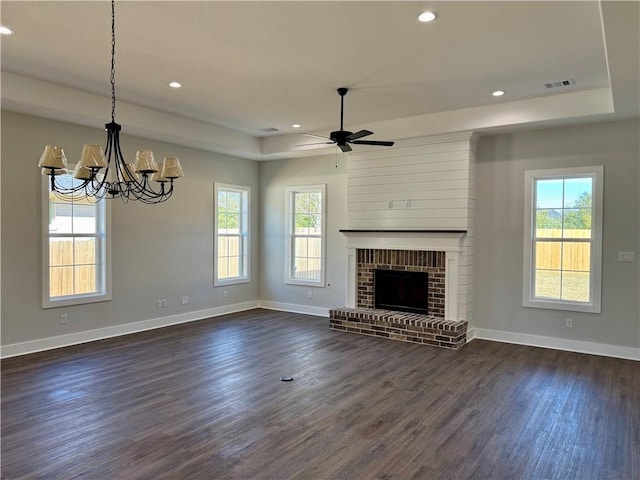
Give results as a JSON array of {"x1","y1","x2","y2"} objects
[{"x1": 110, "y1": 0, "x2": 116, "y2": 122}]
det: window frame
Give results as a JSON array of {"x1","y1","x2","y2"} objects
[
  {"x1": 42, "y1": 169, "x2": 112, "y2": 309},
  {"x1": 214, "y1": 182, "x2": 250, "y2": 286},
  {"x1": 285, "y1": 184, "x2": 327, "y2": 287},
  {"x1": 522, "y1": 166, "x2": 603, "y2": 313}
]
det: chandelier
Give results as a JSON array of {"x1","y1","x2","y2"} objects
[{"x1": 38, "y1": 0, "x2": 184, "y2": 204}]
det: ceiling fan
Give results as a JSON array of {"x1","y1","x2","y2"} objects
[{"x1": 297, "y1": 88, "x2": 395, "y2": 152}]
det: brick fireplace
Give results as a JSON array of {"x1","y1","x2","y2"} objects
[{"x1": 329, "y1": 230, "x2": 469, "y2": 349}]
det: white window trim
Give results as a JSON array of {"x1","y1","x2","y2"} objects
[
  {"x1": 285, "y1": 184, "x2": 327, "y2": 287},
  {"x1": 214, "y1": 182, "x2": 250, "y2": 286},
  {"x1": 523, "y1": 166, "x2": 603, "y2": 313},
  {"x1": 42, "y1": 171, "x2": 112, "y2": 309}
]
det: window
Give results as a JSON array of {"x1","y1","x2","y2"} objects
[
  {"x1": 43, "y1": 171, "x2": 111, "y2": 308},
  {"x1": 523, "y1": 166, "x2": 603, "y2": 313},
  {"x1": 214, "y1": 183, "x2": 250, "y2": 285},
  {"x1": 285, "y1": 185, "x2": 326, "y2": 286}
]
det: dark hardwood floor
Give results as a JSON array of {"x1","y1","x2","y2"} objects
[{"x1": 2, "y1": 309, "x2": 639, "y2": 479}]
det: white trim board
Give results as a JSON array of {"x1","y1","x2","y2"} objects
[
  {"x1": 257, "y1": 300, "x2": 329, "y2": 318},
  {"x1": 471, "y1": 327, "x2": 640, "y2": 361},
  {"x1": 0, "y1": 301, "x2": 259, "y2": 359}
]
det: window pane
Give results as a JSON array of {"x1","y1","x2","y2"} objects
[
  {"x1": 50, "y1": 266, "x2": 74, "y2": 297},
  {"x1": 218, "y1": 257, "x2": 229, "y2": 279},
  {"x1": 536, "y1": 179, "x2": 563, "y2": 208},
  {"x1": 50, "y1": 238, "x2": 73, "y2": 266},
  {"x1": 535, "y1": 209, "x2": 562, "y2": 236},
  {"x1": 534, "y1": 269, "x2": 561, "y2": 299},
  {"x1": 218, "y1": 235, "x2": 229, "y2": 256},
  {"x1": 295, "y1": 193, "x2": 309, "y2": 214},
  {"x1": 308, "y1": 237, "x2": 322, "y2": 257},
  {"x1": 564, "y1": 178, "x2": 592, "y2": 208},
  {"x1": 74, "y1": 238, "x2": 96, "y2": 265},
  {"x1": 217, "y1": 191, "x2": 227, "y2": 210},
  {"x1": 74, "y1": 265, "x2": 96, "y2": 294},
  {"x1": 217, "y1": 209, "x2": 229, "y2": 230},
  {"x1": 294, "y1": 214, "x2": 311, "y2": 234},
  {"x1": 49, "y1": 203, "x2": 73, "y2": 234},
  {"x1": 228, "y1": 256, "x2": 240, "y2": 278},
  {"x1": 535, "y1": 241, "x2": 561, "y2": 270},
  {"x1": 562, "y1": 209, "x2": 591, "y2": 238},
  {"x1": 562, "y1": 242, "x2": 590, "y2": 272},
  {"x1": 307, "y1": 258, "x2": 321, "y2": 281},
  {"x1": 294, "y1": 237, "x2": 309, "y2": 256},
  {"x1": 561, "y1": 271, "x2": 590, "y2": 302},
  {"x1": 72, "y1": 204, "x2": 96, "y2": 234},
  {"x1": 293, "y1": 257, "x2": 308, "y2": 278},
  {"x1": 226, "y1": 192, "x2": 241, "y2": 213},
  {"x1": 226, "y1": 214, "x2": 239, "y2": 232},
  {"x1": 228, "y1": 236, "x2": 240, "y2": 256}
]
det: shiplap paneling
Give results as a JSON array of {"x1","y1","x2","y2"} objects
[{"x1": 347, "y1": 132, "x2": 474, "y2": 230}]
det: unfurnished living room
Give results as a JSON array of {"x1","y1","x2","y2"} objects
[{"x1": 1, "y1": 1, "x2": 639, "y2": 479}]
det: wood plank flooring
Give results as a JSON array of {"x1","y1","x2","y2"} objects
[{"x1": 2, "y1": 309, "x2": 639, "y2": 479}]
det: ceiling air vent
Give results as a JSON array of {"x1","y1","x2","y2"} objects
[
  {"x1": 544, "y1": 79, "x2": 575, "y2": 89},
  {"x1": 259, "y1": 127, "x2": 279, "y2": 133}
]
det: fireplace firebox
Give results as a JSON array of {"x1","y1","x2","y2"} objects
[{"x1": 374, "y1": 269, "x2": 429, "y2": 315}]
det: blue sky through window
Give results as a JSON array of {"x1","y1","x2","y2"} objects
[{"x1": 536, "y1": 178, "x2": 592, "y2": 209}]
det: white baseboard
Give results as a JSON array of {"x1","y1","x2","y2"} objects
[
  {"x1": 471, "y1": 327, "x2": 640, "y2": 361},
  {"x1": 0, "y1": 301, "x2": 258, "y2": 359},
  {"x1": 257, "y1": 300, "x2": 329, "y2": 317}
]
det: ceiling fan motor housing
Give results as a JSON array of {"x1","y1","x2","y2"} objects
[{"x1": 330, "y1": 130, "x2": 353, "y2": 146}]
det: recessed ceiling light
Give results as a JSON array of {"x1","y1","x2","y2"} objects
[
  {"x1": 168, "y1": 81, "x2": 182, "y2": 89},
  {"x1": 492, "y1": 90, "x2": 505, "y2": 97},
  {"x1": 418, "y1": 11, "x2": 437, "y2": 23},
  {"x1": 0, "y1": 25, "x2": 15, "y2": 35},
  {"x1": 291, "y1": 124, "x2": 301, "y2": 128}
]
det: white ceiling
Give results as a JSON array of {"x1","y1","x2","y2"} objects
[{"x1": 1, "y1": 1, "x2": 638, "y2": 160}]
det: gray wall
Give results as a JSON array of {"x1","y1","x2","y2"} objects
[
  {"x1": 475, "y1": 119, "x2": 639, "y2": 349},
  {"x1": 259, "y1": 154, "x2": 347, "y2": 311},
  {"x1": 1, "y1": 111, "x2": 260, "y2": 345}
]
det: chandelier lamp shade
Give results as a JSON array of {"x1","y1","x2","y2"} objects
[{"x1": 38, "y1": 0, "x2": 184, "y2": 204}]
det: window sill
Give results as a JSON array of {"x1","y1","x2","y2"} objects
[
  {"x1": 523, "y1": 298, "x2": 601, "y2": 314},
  {"x1": 43, "y1": 292, "x2": 111, "y2": 309}
]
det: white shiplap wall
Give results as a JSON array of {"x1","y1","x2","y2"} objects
[
  {"x1": 347, "y1": 132, "x2": 475, "y2": 230},
  {"x1": 347, "y1": 131, "x2": 476, "y2": 324}
]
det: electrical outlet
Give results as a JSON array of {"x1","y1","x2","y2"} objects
[
  {"x1": 162, "y1": 299, "x2": 167, "y2": 308},
  {"x1": 181, "y1": 296, "x2": 189, "y2": 305},
  {"x1": 618, "y1": 251, "x2": 635, "y2": 262},
  {"x1": 406, "y1": 199, "x2": 412, "y2": 207},
  {"x1": 387, "y1": 200, "x2": 393, "y2": 209},
  {"x1": 307, "y1": 290, "x2": 313, "y2": 298},
  {"x1": 157, "y1": 300, "x2": 163, "y2": 308},
  {"x1": 223, "y1": 290, "x2": 228, "y2": 298},
  {"x1": 60, "y1": 314, "x2": 68, "y2": 325},
  {"x1": 565, "y1": 318, "x2": 573, "y2": 329}
]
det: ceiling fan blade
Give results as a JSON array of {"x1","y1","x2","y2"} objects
[
  {"x1": 301, "y1": 133, "x2": 331, "y2": 140},
  {"x1": 294, "y1": 141, "x2": 335, "y2": 148},
  {"x1": 346, "y1": 130, "x2": 373, "y2": 141},
  {"x1": 351, "y1": 140, "x2": 395, "y2": 147},
  {"x1": 339, "y1": 143, "x2": 352, "y2": 153}
]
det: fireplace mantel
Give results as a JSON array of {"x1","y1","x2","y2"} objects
[
  {"x1": 340, "y1": 229, "x2": 466, "y2": 253},
  {"x1": 340, "y1": 230, "x2": 466, "y2": 321}
]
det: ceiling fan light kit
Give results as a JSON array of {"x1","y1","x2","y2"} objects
[
  {"x1": 298, "y1": 87, "x2": 395, "y2": 152},
  {"x1": 38, "y1": 0, "x2": 184, "y2": 204}
]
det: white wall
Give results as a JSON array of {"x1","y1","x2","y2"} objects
[
  {"x1": 259, "y1": 153, "x2": 348, "y2": 314},
  {"x1": 475, "y1": 119, "x2": 640, "y2": 356},
  {"x1": 1, "y1": 111, "x2": 260, "y2": 347}
]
